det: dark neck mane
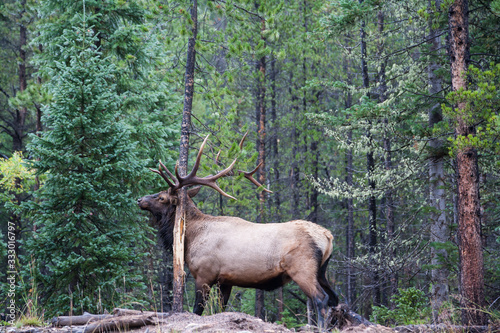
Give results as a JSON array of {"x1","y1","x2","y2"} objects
[
  {"x1": 155, "y1": 199, "x2": 205, "y2": 253},
  {"x1": 156, "y1": 205, "x2": 176, "y2": 253}
]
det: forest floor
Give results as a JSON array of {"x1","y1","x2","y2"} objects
[
  {"x1": 5, "y1": 311, "x2": 498, "y2": 333},
  {"x1": 122, "y1": 311, "x2": 394, "y2": 332},
  {"x1": 2, "y1": 311, "x2": 396, "y2": 333}
]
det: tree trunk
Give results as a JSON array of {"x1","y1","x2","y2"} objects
[
  {"x1": 8, "y1": 1, "x2": 29, "y2": 262},
  {"x1": 343, "y1": 35, "x2": 356, "y2": 309},
  {"x1": 377, "y1": 10, "x2": 397, "y2": 306},
  {"x1": 269, "y1": 54, "x2": 284, "y2": 320},
  {"x1": 359, "y1": 0, "x2": 380, "y2": 307},
  {"x1": 270, "y1": 55, "x2": 281, "y2": 224},
  {"x1": 12, "y1": 0, "x2": 28, "y2": 152},
  {"x1": 448, "y1": 0, "x2": 487, "y2": 326},
  {"x1": 289, "y1": 71, "x2": 300, "y2": 218},
  {"x1": 300, "y1": 0, "x2": 319, "y2": 224},
  {"x1": 428, "y1": 0, "x2": 449, "y2": 322},
  {"x1": 254, "y1": 6, "x2": 266, "y2": 319},
  {"x1": 173, "y1": 0, "x2": 198, "y2": 313}
]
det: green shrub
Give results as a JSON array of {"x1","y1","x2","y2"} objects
[
  {"x1": 371, "y1": 287, "x2": 431, "y2": 326},
  {"x1": 276, "y1": 308, "x2": 302, "y2": 328}
]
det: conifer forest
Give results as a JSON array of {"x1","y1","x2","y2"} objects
[{"x1": 1, "y1": 0, "x2": 500, "y2": 330}]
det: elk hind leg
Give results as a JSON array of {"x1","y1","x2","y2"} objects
[
  {"x1": 193, "y1": 280, "x2": 212, "y2": 315},
  {"x1": 318, "y1": 258, "x2": 339, "y2": 307},
  {"x1": 290, "y1": 271, "x2": 330, "y2": 329}
]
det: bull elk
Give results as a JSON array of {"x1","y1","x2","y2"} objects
[{"x1": 137, "y1": 135, "x2": 338, "y2": 327}]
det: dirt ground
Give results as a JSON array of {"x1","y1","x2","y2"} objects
[
  {"x1": 3, "y1": 311, "x2": 396, "y2": 333},
  {"x1": 147, "y1": 311, "x2": 396, "y2": 332},
  {"x1": 112, "y1": 311, "x2": 396, "y2": 333},
  {"x1": 5, "y1": 310, "x2": 499, "y2": 333},
  {"x1": 145, "y1": 312, "x2": 498, "y2": 333}
]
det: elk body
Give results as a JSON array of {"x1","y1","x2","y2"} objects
[{"x1": 138, "y1": 136, "x2": 338, "y2": 327}]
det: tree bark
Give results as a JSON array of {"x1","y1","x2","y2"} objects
[
  {"x1": 254, "y1": 4, "x2": 266, "y2": 319},
  {"x1": 428, "y1": 0, "x2": 449, "y2": 322},
  {"x1": 301, "y1": 0, "x2": 319, "y2": 224},
  {"x1": 359, "y1": 0, "x2": 380, "y2": 307},
  {"x1": 448, "y1": 0, "x2": 487, "y2": 326},
  {"x1": 173, "y1": 0, "x2": 198, "y2": 313},
  {"x1": 343, "y1": 35, "x2": 356, "y2": 309},
  {"x1": 269, "y1": 54, "x2": 284, "y2": 321},
  {"x1": 289, "y1": 71, "x2": 300, "y2": 218},
  {"x1": 11, "y1": 1, "x2": 29, "y2": 257},
  {"x1": 377, "y1": 10, "x2": 397, "y2": 306},
  {"x1": 12, "y1": 0, "x2": 28, "y2": 152},
  {"x1": 256, "y1": 41, "x2": 266, "y2": 226},
  {"x1": 270, "y1": 55, "x2": 281, "y2": 224}
]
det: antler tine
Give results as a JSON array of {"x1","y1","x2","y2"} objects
[
  {"x1": 196, "y1": 178, "x2": 237, "y2": 200},
  {"x1": 239, "y1": 131, "x2": 249, "y2": 150},
  {"x1": 186, "y1": 157, "x2": 238, "y2": 199},
  {"x1": 174, "y1": 161, "x2": 181, "y2": 183},
  {"x1": 205, "y1": 157, "x2": 238, "y2": 181},
  {"x1": 184, "y1": 134, "x2": 210, "y2": 181},
  {"x1": 154, "y1": 133, "x2": 270, "y2": 198},
  {"x1": 159, "y1": 160, "x2": 177, "y2": 185},
  {"x1": 149, "y1": 160, "x2": 175, "y2": 188},
  {"x1": 239, "y1": 162, "x2": 273, "y2": 193},
  {"x1": 215, "y1": 151, "x2": 221, "y2": 165}
]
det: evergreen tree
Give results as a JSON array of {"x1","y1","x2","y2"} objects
[{"x1": 26, "y1": 17, "x2": 148, "y2": 315}]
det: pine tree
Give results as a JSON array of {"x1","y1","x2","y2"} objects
[{"x1": 26, "y1": 17, "x2": 148, "y2": 314}]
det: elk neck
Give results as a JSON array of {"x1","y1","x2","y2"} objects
[{"x1": 157, "y1": 195, "x2": 207, "y2": 253}]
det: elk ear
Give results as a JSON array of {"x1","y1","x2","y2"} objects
[{"x1": 188, "y1": 186, "x2": 202, "y2": 198}]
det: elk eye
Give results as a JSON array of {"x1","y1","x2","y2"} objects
[{"x1": 159, "y1": 197, "x2": 165, "y2": 202}]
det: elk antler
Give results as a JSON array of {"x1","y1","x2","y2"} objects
[
  {"x1": 238, "y1": 162, "x2": 273, "y2": 193},
  {"x1": 149, "y1": 160, "x2": 177, "y2": 188},
  {"x1": 237, "y1": 131, "x2": 273, "y2": 193},
  {"x1": 151, "y1": 133, "x2": 272, "y2": 199}
]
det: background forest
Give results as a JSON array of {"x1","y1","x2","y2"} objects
[{"x1": 1, "y1": 0, "x2": 500, "y2": 329}]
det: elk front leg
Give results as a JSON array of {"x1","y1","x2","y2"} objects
[{"x1": 193, "y1": 281, "x2": 211, "y2": 315}]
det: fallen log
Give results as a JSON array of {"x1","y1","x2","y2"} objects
[
  {"x1": 81, "y1": 314, "x2": 155, "y2": 333},
  {"x1": 51, "y1": 313, "x2": 112, "y2": 327},
  {"x1": 331, "y1": 303, "x2": 374, "y2": 329},
  {"x1": 112, "y1": 308, "x2": 170, "y2": 319}
]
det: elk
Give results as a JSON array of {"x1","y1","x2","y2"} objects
[{"x1": 137, "y1": 135, "x2": 338, "y2": 327}]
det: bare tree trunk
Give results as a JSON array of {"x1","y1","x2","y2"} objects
[
  {"x1": 254, "y1": 7, "x2": 266, "y2": 319},
  {"x1": 359, "y1": 0, "x2": 380, "y2": 308},
  {"x1": 377, "y1": 10, "x2": 397, "y2": 306},
  {"x1": 300, "y1": 0, "x2": 319, "y2": 224},
  {"x1": 33, "y1": 41, "x2": 43, "y2": 194},
  {"x1": 270, "y1": 55, "x2": 280, "y2": 224},
  {"x1": 309, "y1": 141, "x2": 319, "y2": 223},
  {"x1": 289, "y1": 71, "x2": 300, "y2": 218},
  {"x1": 173, "y1": 0, "x2": 198, "y2": 313},
  {"x1": 270, "y1": 54, "x2": 284, "y2": 320},
  {"x1": 12, "y1": 0, "x2": 28, "y2": 152},
  {"x1": 448, "y1": 0, "x2": 487, "y2": 326},
  {"x1": 428, "y1": 0, "x2": 449, "y2": 322},
  {"x1": 343, "y1": 36, "x2": 356, "y2": 309},
  {"x1": 345, "y1": 141, "x2": 355, "y2": 308},
  {"x1": 256, "y1": 45, "x2": 266, "y2": 225},
  {"x1": 11, "y1": 0, "x2": 29, "y2": 259}
]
